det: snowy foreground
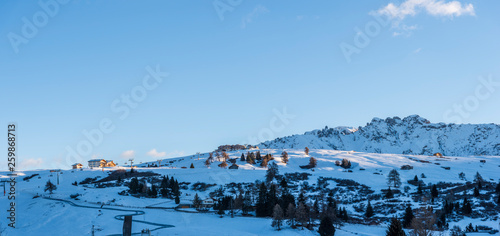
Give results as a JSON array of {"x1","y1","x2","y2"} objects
[{"x1": 1, "y1": 149, "x2": 499, "y2": 235}]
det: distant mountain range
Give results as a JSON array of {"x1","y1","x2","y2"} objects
[{"x1": 258, "y1": 115, "x2": 500, "y2": 157}]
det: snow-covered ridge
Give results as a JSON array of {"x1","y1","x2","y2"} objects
[{"x1": 259, "y1": 115, "x2": 500, "y2": 156}]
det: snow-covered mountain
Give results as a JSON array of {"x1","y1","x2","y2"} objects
[{"x1": 259, "y1": 115, "x2": 500, "y2": 156}]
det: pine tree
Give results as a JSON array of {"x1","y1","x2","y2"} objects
[
  {"x1": 256, "y1": 182, "x2": 268, "y2": 217},
  {"x1": 413, "y1": 175, "x2": 418, "y2": 182},
  {"x1": 267, "y1": 184, "x2": 278, "y2": 217},
  {"x1": 129, "y1": 177, "x2": 139, "y2": 194},
  {"x1": 271, "y1": 204, "x2": 284, "y2": 230},
  {"x1": 190, "y1": 163, "x2": 195, "y2": 169},
  {"x1": 148, "y1": 185, "x2": 158, "y2": 197},
  {"x1": 266, "y1": 162, "x2": 279, "y2": 182},
  {"x1": 417, "y1": 184, "x2": 423, "y2": 194},
  {"x1": 495, "y1": 180, "x2": 500, "y2": 193},
  {"x1": 387, "y1": 169, "x2": 402, "y2": 188},
  {"x1": 256, "y1": 151, "x2": 262, "y2": 161},
  {"x1": 342, "y1": 207, "x2": 348, "y2": 221},
  {"x1": 465, "y1": 223, "x2": 474, "y2": 232},
  {"x1": 474, "y1": 172, "x2": 483, "y2": 188},
  {"x1": 247, "y1": 152, "x2": 256, "y2": 164},
  {"x1": 402, "y1": 205, "x2": 414, "y2": 228},
  {"x1": 462, "y1": 197, "x2": 472, "y2": 215},
  {"x1": 318, "y1": 216, "x2": 335, "y2": 236},
  {"x1": 297, "y1": 192, "x2": 306, "y2": 206},
  {"x1": 431, "y1": 184, "x2": 438, "y2": 199},
  {"x1": 437, "y1": 213, "x2": 446, "y2": 229},
  {"x1": 385, "y1": 187, "x2": 394, "y2": 199},
  {"x1": 473, "y1": 187, "x2": 479, "y2": 197},
  {"x1": 386, "y1": 218, "x2": 406, "y2": 236},
  {"x1": 217, "y1": 201, "x2": 224, "y2": 217},
  {"x1": 175, "y1": 194, "x2": 180, "y2": 204},
  {"x1": 44, "y1": 180, "x2": 57, "y2": 194},
  {"x1": 365, "y1": 201, "x2": 374, "y2": 218},
  {"x1": 450, "y1": 225, "x2": 465, "y2": 236},
  {"x1": 312, "y1": 200, "x2": 320, "y2": 220},
  {"x1": 240, "y1": 153, "x2": 245, "y2": 161},
  {"x1": 193, "y1": 193, "x2": 202, "y2": 209},
  {"x1": 459, "y1": 172, "x2": 466, "y2": 181}
]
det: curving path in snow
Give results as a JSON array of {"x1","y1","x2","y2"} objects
[{"x1": 41, "y1": 196, "x2": 174, "y2": 235}]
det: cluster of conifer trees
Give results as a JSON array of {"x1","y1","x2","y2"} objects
[{"x1": 128, "y1": 175, "x2": 181, "y2": 203}]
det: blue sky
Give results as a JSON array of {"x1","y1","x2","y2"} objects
[{"x1": 1, "y1": 0, "x2": 499, "y2": 170}]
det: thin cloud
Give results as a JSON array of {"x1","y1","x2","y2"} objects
[
  {"x1": 372, "y1": 0, "x2": 474, "y2": 37},
  {"x1": 146, "y1": 149, "x2": 166, "y2": 158},
  {"x1": 376, "y1": 0, "x2": 475, "y2": 20},
  {"x1": 120, "y1": 150, "x2": 135, "y2": 159},
  {"x1": 414, "y1": 48, "x2": 422, "y2": 53},
  {"x1": 393, "y1": 24, "x2": 418, "y2": 37},
  {"x1": 241, "y1": 5, "x2": 269, "y2": 29},
  {"x1": 19, "y1": 158, "x2": 44, "y2": 170}
]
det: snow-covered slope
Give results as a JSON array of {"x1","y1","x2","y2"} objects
[
  {"x1": 1, "y1": 149, "x2": 499, "y2": 235},
  {"x1": 259, "y1": 115, "x2": 500, "y2": 156}
]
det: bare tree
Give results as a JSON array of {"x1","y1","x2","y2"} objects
[
  {"x1": 296, "y1": 203, "x2": 308, "y2": 229},
  {"x1": 218, "y1": 160, "x2": 228, "y2": 168},
  {"x1": 286, "y1": 203, "x2": 296, "y2": 227},
  {"x1": 222, "y1": 151, "x2": 230, "y2": 161},
  {"x1": 409, "y1": 207, "x2": 436, "y2": 236},
  {"x1": 309, "y1": 157, "x2": 317, "y2": 168},
  {"x1": 271, "y1": 204, "x2": 284, "y2": 230},
  {"x1": 281, "y1": 151, "x2": 289, "y2": 164}
]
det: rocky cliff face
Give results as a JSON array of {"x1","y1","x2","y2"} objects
[{"x1": 258, "y1": 115, "x2": 500, "y2": 156}]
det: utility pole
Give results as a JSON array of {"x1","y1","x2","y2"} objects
[
  {"x1": 129, "y1": 159, "x2": 134, "y2": 172},
  {"x1": 91, "y1": 225, "x2": 95, "y2": 236},
  {"x1": 57, "y1": 172, "x2": 59, "y2": 185}
]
